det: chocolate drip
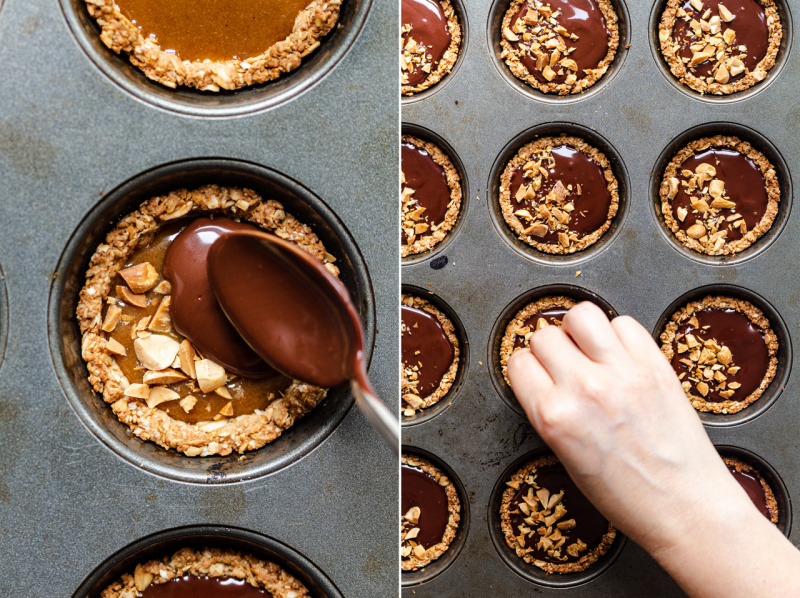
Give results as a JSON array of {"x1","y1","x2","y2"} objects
[
  {"x1": 673, "y1": 148, "x2": 768, "y2": 242},
  {"x1": 510, "y1": 144, "x2": 612, "y2": 242},
  {"x1": 116, "y1": 0, "x2": 311, "y2": 62},
  {"x1": 141, "y1": 575, "x2": 272, "y2": 597},
  {"x1": 671, "y1": 0, "x2": 768, "y2": 82},
  {"x1": 401, "y1": 141, "x2": 451, "y2": 244},
  {"x1": 402, "y1": 305, "x2": 455, "y2": 397},
  {"x1": 512, "y1": 307, "x2": 569, "y2": 349},
  {"x1": 511, "y1": 0, "x2": 610, "y2": 84},
  {"x1": 728, "y1": 465, "x2": 772, "y2": 520},
  {"x1": 402, "y1": 0, "x2": 452, "y2": 86},
  {"x1": 402, "y1": 464, "x2": 450, "y2": 549},
  {"x1": 509, "y1": 461, "x2": 609, "y2": 564},
  {"x1": 163, "y1": 218, "x2": 274, "y2": 379},
  {"x1": 670, "y1": 307, "x2": 770, "y2": 402}
]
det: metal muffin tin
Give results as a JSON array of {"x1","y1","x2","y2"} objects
[
  {"x1": 402, "y1": 0, "x2": 800, "y2": 594},
  {"x1": 0, "y1": 0, "x2": 397, "y2": 595}
]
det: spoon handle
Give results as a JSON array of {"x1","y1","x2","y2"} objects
[{"x1": 351, "y1": 378, "x2": 399, "y2": 450}]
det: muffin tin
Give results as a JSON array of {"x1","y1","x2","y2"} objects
[
  {"x1": 0, "y1": 0, "x2": 397, "y2": 595},
  {"x1": 402, "y1": 0, "x2": 798, "y2": 594}
]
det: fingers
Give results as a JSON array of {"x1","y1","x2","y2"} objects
[
  {"x1": 611, "y1": 315, "x2": 669, "y2": 368},
  {"x1": 508, "y1": 349, "x2": 554, "y2": 424},
  {"x1": 562, "y1": 302, "x2": 628, "y2": 364},
  {"x1": 529, "y1": 323, "x2": 589, "y2": 384}
]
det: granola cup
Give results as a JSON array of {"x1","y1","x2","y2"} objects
[
  {"x1": 84, "y1": 0, "x2": 341, "y2": 91},
  {"x1": 77, "y1": 185, "x2": 340, "y2": 457},
  {"x1": 100, "y1": 547, "x2": 309, "y2": 597},
  {"x1": 401, "y1": 0, "x2": 462, "y2": 96}
]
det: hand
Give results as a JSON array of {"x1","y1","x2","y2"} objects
[{"x1": 507, "y1": 302, "x2": 800, "y2": 598}]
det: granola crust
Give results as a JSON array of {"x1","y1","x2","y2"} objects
[
  {"x1": 660, "y1": 135, "x2": 780, "y2": 256},
  {"x1": 401, "y1": 0, "x2": 462, "y2": 96},
  {"x1": 84, "y1": 0, "x2": 340, "y2": 91},
  {"x1": 500, "y1": 0, "x2": 619, "y2": 95},
  {"x1": 77, "y1": 185, "x2": 340, "y2": 457},
  {"x1": 658, "y1": 0, "x2": 781, "y2": 96},
  {"x1": 100, "y1": 547, "x2": 308, "y2": 597},
  {"x1": 499, "y1": 135, "x2": 619, "y2": 253},
  {"x1": 401, "y1": 453, "x2": 461, "y2": 571},
  {"x1": 723, "y1": 456, "x2": 779, "y2": 524},
  {"x1": 401, "y1": 134, "x2": 463, "y2": 257},
  {"x1": 659, "y1": 295, "x2": 778, "y2": 414},
  {"x1": 500, "y1": 455, "x2": 617, "y2": 574},
  {"x1": 500, "y1": 296, "x2": 576, "y2": 384},
  {"x1": 401, "y1": 294, "x2": 460, "y2": 415}
]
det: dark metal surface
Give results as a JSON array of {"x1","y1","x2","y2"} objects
[
  {"x1": 402, "y1": 0, "x2": 799, "y2": 595},
  {"x1": 0, "y1": 0, "x2": 398, "y2": 596}
]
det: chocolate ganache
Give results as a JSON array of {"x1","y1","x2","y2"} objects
[
  {"x1": 512, "y1": 307, "x2": 568, "y2": 349},
  {"x1": 728, "y1": 464, "x2": 772, "y2": 519},
  {"x1": 402, "y1": 0, "x2": 452, "y2": 86},
  {"x1": 402, "y1": 464, "x2": 450, "y2": 549},
  {"x1": 401, "y1": 141, "x2": 451, "y2": 244},
  {"x1": 141, "y1": 575, "x2": 272, "y2": 597},
  {"x1": 402, "y1": 305, "x2": 455, "y2": 397}
]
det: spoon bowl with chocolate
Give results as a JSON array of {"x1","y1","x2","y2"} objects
[{"x1": 208, "y1": 230, "x2": 399, "y2": 450}]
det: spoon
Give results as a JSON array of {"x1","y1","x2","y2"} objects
[{"x1": 206, "y1": 230, "x2": 399, "y2": 450}]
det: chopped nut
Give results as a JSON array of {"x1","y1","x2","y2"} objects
[
  {"x1": 142, "y1": 368, "x2": 187, "y2": 386},
  {"x1": 718, "y1": 3, "x2": 733, "y2": 21},
  {"x1": 504, "y1": 27, "x2": 519, "y2": 42},
  {"x1": 413, "y1": 545, "x2": 426, "y2": 559},
  {"x1": 696, "y1": 381, "x2": 710, "y2": 396},
  {"x1": 215, "y1": 386, "x2": 233, "y2": 400},
  {"x1": 134, "y1": 565, "x2": 154, "y2": 592},
  {"x1": 542, "y1": 65, "x2": 556, "y2": 81},
  {"x1": 557, "y1": 518, "x2": 576, "y2": 531},
  {"x1": 195, "y1": 359, "x2": 227, "y2": 393},
  {"x1": 695, "y1": 163, "x2": 716, "y2": 179},
  {"x1": 717, "y1": 346, "x2": 733, "y2": 365},
  {"x1": 146, "y1": 386, "x2": 180, "y2": 408},
  {"x1": 219, "y1": 401, "x2": 234, "y2": 417},
  {"x1": 116, "y1": 285, "x2": 148, "y2": 308},
  {"x1": 677, "y1": 207, "x2": 688, "y2": 222},
  {"x1": 101, "y1": 305, "x2": 122, "y2": 333},
  {"x1": 179, "y1": 396, "x2": 198, "y2": 413},
  {"x1": 708, "y1": 179, "x2": 725, "y2": 199},
  {"x1": 124, "y1": 383, "x2": 150, "y2": 399},
  {"x1": 715, "y1": 63, "x2": 730, "y2": 84},
  {"x1": 133, "y1": 334, "x2": 181, "y2": 371},
  {"x1": 404, "y1": 506, "x2": 421, "y2": 524},
  {"x1": 710, "y1": 198, "x2": 736, "y2": 210},
  {"x1": 667, "y1": 177, "x2": 680, "y2": 200},
  {"x1": 690, "y1": 0, "x2": 703, "y2": 11},
  {"x1": 527, "y1": 223, "x2": 549, "y2": 237},
  {"x1": 687, "y1": 223, "x2": 706, "y2": 239},
  {"x1": 148, "y1": 296, "x2": 172, "y2": 332},
  {"x1": 119, "y1": 262, "x2": 159, "y2": 294},
  {"x1": 106, "y1": 337, "x2": 126, "y2": 356}
]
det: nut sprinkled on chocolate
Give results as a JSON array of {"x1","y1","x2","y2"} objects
[
  {"x1": 401, "y1": 0, "x2": 462, "y2": 96},
  {"x1": 500, "y1": 0, "x2": 619, "y2": 95},
  {"x1": 660, "y1": 295, "x2": 778, "y2": 414},
  {"x1": 659, "y1": 0, "x2": 781, "y2": 95},
  {"x1": 660, "y1": 135, "x2": 779, "y2": 256}
]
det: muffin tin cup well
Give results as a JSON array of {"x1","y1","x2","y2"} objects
[
  {"x1": 487, "y1": 122, "x2": 631, "y2": 268},
  {"x1": 650, "y1": 122, "x2": 793, "y2": 267},
  {"x1": 648, "y1": 0, "x2": 794, "y2": 104},
  {"x1": 486, "y1": 0, "x2": 632, "y2": 104},
  {"x1": 488, "y1": 284, "x2": 618, "y2": 418},
  {"x1": 715, "y1": 444, "x2": 793, "y2": 536},
  {"x1": 59, "y1": 0, "x2": 372, "y2": 117},
  {"x1": 487, "y1": 448, "x2": 627, "y2": 589},
  {"x1": 402, "y1": 122, "x2": 471, "y2": 267},
  {"x1": 651, "y1": 284, "x2": 792, "y2": 428},
  {"x1": 402, "y1": 0, "x2": 471, "y2": 105},
  {"x1": 48, "y1": 158, "x2": 376, "y2": 484},
  {"x1": 402, "y1": 446, "x2": 472, "y2": 587},
  {"x1": 402, "y1": 285, "x2": 470, "y2": 427},
  {"x1": 73, "y1": 524, "x2": 345, "y2": 598}
]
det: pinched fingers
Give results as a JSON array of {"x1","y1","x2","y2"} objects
[
  {"x1": 507, "y1": 349, "x2": 554, "y2": 426},
  {"x1": 611, "y1": 315, "x2": 673, "y2": 373},
  {"x1": 528, "y1": 323, "x2": 590, "y2": 385},
  {"x1": 562, "y1": 302, "x2": 627, "y2": 364}
]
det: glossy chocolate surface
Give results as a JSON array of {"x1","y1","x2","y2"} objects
[
  {"x1": 208, "y1": 231, "x2": 362, "y2": 389},
  {"x1": 511, "y1": 0, "x2": 610, "y2": 84},
  {"x1": 402, "y1": 464, "x2": 450, "y2": 549},
  {"x1": 163, "y1": 218, "x2": 274, "y2": 378},
  {"x1": 401, "y1": 141, "x2": 451, "y2": 244},
  {"x1": 509, "y1": 461, "x2": 609, "y2": 563},
  {"x1": 728, "y1": 464, "x2": 772, "y2": 520},
  {"x1": 116, "y1": 0, "x2": 311, "y2": 62},
  {"x1": 141, "y1": 575, "x2": 271, "y2": 597},
  {"x1": 512, "y1": 307, "x2": 568, "y2": 349},
  {"x1": 402, "y1": 0, "x2": 452, "y2": 86},
  {"x1": 402, "y1": 305, "x2": 455, "y2": 397},
  {"x1": 670, "y1": 307, "x2": 770, "y2": 402},
  {"x1": 672, "y1": 148, "x2": 768, "y2": 242},
  {"x1": 510, "y1": 145, "x2": 612, "y2": 243},
  {"x1": 671, "y1": 0, "x2": 768, "y2": 82}
]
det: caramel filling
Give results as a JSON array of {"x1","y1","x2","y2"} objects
[
  {"x1": 116, "y1": 0, "x2": 312, "y2": 62},
  {"x1": 105, "y1": 220, "x2": 292, "y2": 424}
]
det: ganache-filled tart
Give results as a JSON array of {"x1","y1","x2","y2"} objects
[
  {"x1": 500, "y1": 455, "x2": 617, "y2": 573},
  {"x1": 658, "y1": 0, "x2": 782, "y2": 95},
  {"x1": 83, "y1": 0, "x2": 341, "y2": 91},
  {"x1": 401, "y1": 453, "x2": 461, "y2": 571},
  {"x1": 660, "y1": 135, "x2": 779, "y2": 256},
  {"x1": 77, "y1": 185, "x2": 340, "y2": 457},
  {"x1": 401, "y1": 294, "x2": 460, "y2": 416},
  {"x1": 500, "y1": 0, "x2": 620, "y2": 95},
  {"x1": 100, "y1": 547, "x2": 308, "y2": 597},
  {"x1": 659, "y1": 295, "x2": 778, "y2": 414},
  {"x1": 401, "y1": 134, "x2": 463, "y2": 257},
  {"x1": 401, "y1": 0, "x2": 462, "y2": 95},
  {"x1": 499, "y1": 135, "x2": 619, "y2": 253}
]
